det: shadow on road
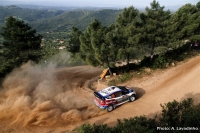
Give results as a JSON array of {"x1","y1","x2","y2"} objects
[{"x1": 131, "y1": 86, "x2": 146, "y2": 99}]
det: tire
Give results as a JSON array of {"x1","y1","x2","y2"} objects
[
  {"x1": 107, "y1": 105, "x2": 114, "y2": 112},
  {"x1": 129, "y1": 95, "x2": 136, "y2": 102}
]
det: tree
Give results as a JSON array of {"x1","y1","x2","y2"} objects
[
  {"x1": 190, "y1": 2, "x2": 200, "y2": 42},
  {"x1": 115, "y1": 6, "x2": 140, "y2": 69},
  {"x1": 0, "y1": 16, "x2": 42, "y2": 74},
  {"x1": 67, "y1": 26, "x2": 82, "y2": 57},
  {"x1": 168, "y1": 3, "x2": 200, "y2": 53},
  {"x1": 79, "y1": 19, "x2": 116, "y2": 69},
  {"x1": 79, "y1": 19, "x2": 103, "y2": 67},
  {"x1": 126, "y1": 12, "x2": 147, "y2": 62},
  {"x1": 144, "y1": 0, "x2": 171, "y2": 59}
]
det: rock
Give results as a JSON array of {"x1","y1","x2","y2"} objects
[
  {"x1": 144, "y1": 68, "x2": 151, "y2": 73},
  {"x1": 105, "y1": 75, "x2": 111, "y2": 79},
  {"x1": 171, "y1": 62, "x2": 175, "y2": 66}
]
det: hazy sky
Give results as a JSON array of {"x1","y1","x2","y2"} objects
[{"x1": 2, "y1": 0, "x2": 199, "y2": 7}]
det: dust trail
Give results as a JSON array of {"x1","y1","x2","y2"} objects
[{"x1": 0, "y1": 60, "x2": 104, "y2": 127}]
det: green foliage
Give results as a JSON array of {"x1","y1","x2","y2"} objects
[
  {"x1": 76, "y1": 98, "x2": 200, "y2": 133},
  {"x1": 115, "y1": 6, "x2": 142, "y2": 69},
  {"x1": 74, "y1": 123, "x2": 111, "y2": 133},
  {"x1": 159, "y1": 98, "x2": 200, "y2": 127},
  {"x1": 0, "y1": 6, "x2": 121, "y2": 33},
  {"x1": 108, "y1": 79, "x2": 117, "y2": 86},
  {"x1": 117, "y1": 73, "x2": 133, "y2": 83},
  {"x1": 79, "y1": 19, "x2": 117, "y2": 67},
  {"x1": 144, "y1": 0, "x2": 171, "y2": 56},
  {"x1": 67, "y1": 26, "x2": 82, "y2": 55},
  {"x1": 0, "y1": 5, "x2": 64, "y2": 22},
  {"x1": 152, "y1": 54, "x2": 167, "y2": 69},
  {"x1": 76, "y1": 1, "x2": 200, "y2": 71},
  {"x1": 0, "y1": 16, "x2": 42, "y2": 77},
  {"x1": 0, "y1": 5, "x2": 64, "y2": 32},
  {"x1": 1, "y1": 1, "x2": 200, "y2": 77},
  {"x1": 169, "y1": 3, "x2": 200, "y2": 47},
  {"x1": 1, "y1": 2, "x2": 200, "y2": 73},
  {"x1": 113, "y1": 117, "x2": 157, "y2": 133},
  {"x1": 76, "y1": 117, "x2": 156, "y2": 133},
  {"x1": 107, "y1": 73, "x2": 133, "y2": 86},
  {"x1": 40, "y1": 47, "x2": 59, "y2": 61}
]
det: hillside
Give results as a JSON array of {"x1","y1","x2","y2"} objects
[
  {"x1": 31, "y1": 9, "x2": 121, "y2": 32},
  {"x1": 0, "y1": 5, "x2": 122, "y2": 32},
  {"x1": 0, "y1": 5, "x2": 64, "y2": 23}
]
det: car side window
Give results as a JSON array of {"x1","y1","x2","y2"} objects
[{"x1": 114, "y1": 91, "x2": 122, "y2": 97}]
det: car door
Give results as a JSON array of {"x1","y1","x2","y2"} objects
[
  {"x1": 114, "y1": 91, "x2": 123, "y2": 103},
  {"x1": 121, "y1": 90, "x2": 129, "y2": 101}
]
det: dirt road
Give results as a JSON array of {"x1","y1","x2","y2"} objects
[{"x1": 0, "y1": 55, "x2": 200, "y2": 132}]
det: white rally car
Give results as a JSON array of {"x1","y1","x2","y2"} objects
[{"x1": 94, "y1": 86, "x2": 136, "y2": 112}]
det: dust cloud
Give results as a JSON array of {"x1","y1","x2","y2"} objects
[{"x1": 0, "y1": 57, "x2": 104, "y2": 127}]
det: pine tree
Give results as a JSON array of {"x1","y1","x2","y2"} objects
[
  {"x1": 115, "y1": 6, "x2": 140, "y2": 69},
  {"x1": 145, "y1": 0, "x2": 171, "y2": 58},
  {"x1": 0, "y1": 16, "x2": 42, "y2": 73},
  {"x1": 169, "y1": 3, "x2": 200, "y2": 49},
  {"x1": 67, "y1": 26, "x2": 82, "y2": 57},
  {"x1": 79, "y1": 19, "x2": 116, "y2": 68}
]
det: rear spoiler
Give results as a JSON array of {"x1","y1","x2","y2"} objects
[{"x1": 94, "y1": 92, "x2": 105, "y2": 100}]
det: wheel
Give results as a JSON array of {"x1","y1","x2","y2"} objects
[
  {"x1": 129, "y1": 95, "x2": 136, "y2": 102},
  {"x1": 107, "y1": 105, "x2": 114, "y2": 112}
]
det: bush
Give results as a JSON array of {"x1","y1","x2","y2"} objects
[
  {"x1": 108, "y1": 79, "x2": 117, "y2": 86},
  {"x1": 74, "y1": 123, "x2": 111, "y2": 133},
  {"x1": 117, "y1": 73, "x2": 133, "y2": 83},
  {"x1": 152, "y1": 54, "x2": 167, "y2": 69},
  {"x1": 159, "y1": 98, "x2": 200, "y2": 127},
  {"x1": 75, "y1": 98, "x2": 200, "y2": 133},
  {"x1": 112, "y1": 117, "x2": 157, "y2": 133}
]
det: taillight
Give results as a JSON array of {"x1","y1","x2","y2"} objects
[{"x1": 101, "y1": 100, "x2": 106, "y2": 104}]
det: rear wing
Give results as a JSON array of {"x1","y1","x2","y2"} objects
[{"x1": 94, "y1": 92, "x2": 105, "y2": 100}]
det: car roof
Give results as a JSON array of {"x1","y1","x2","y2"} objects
[{"x1": 98, "y1": 86, "x2": 122, "y2": 97}]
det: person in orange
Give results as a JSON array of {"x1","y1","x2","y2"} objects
[{"x1": 111, "y1": 94, "x2": 115, "y2": 98}]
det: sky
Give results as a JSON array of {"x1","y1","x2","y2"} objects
[{"x1": 1, "y1": 0, "x2": 199, "y2": 7}]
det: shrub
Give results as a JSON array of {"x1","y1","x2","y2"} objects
[
  {"x1": 107, "y1": 73, "x2": 133, "y2": 86},
  {"x1": 112, "y1": 117, "x2": 157, "y2": 133},
  {"x1": 75, "y1": 98, "x2": 200, "y2": 133},
  {"x1": 75, "y1": 123, "x2": 111, "y2": 133},
  {"x1": 152, "y1": 54, "x2": 167, "y2": 69},
  {"x1": 108, "y1": 79, "x2": 117, "y2": 86},
  {"x1": 159, "y1": 98, "x2": 200, "y2": 127},
  {"x1": 117, "y1": 73, "x2": 133, "y2": 83}
]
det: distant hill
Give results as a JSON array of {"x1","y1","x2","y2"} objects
[
  {"x1": 0, "y1": 4, "x2": 180, "y2": 33},
  {"x1": 0, "y1": 5, "x2": 64, "y2": 22},
  {"x1": 0, "y1": 5, "x2": 122, "y2": 32},
  {"x1": 30, "y1": 9, "x2": 122, "y2": 32},
  {"x1": 16, "y1": 5, "x2": 121, "y2": 11}
]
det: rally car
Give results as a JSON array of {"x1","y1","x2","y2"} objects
[{"x1": 94, "y1": 86, "x2": 136, "y2": 112}]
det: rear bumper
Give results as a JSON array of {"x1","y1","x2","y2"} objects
[{"x1": 94, "y1": 100, "x2": 107, "y2": 110}]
